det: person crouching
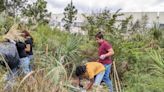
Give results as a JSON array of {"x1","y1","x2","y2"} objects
[{"x1": 75, "y1": 62, "x2": 105, "y2": 91}]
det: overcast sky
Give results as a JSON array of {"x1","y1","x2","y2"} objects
[{"x1": 33, "y1": 0, "x2": 164, "y2": 13}]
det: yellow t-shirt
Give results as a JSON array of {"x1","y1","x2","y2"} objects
[{"x1": 84, "y1": 62, "x2": 105, "y2": 79}]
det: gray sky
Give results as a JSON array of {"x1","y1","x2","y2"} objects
[{"x1": 33, "y1": 0, "x2": 164, "y2": 13}]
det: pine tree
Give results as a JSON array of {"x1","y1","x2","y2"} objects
[
  {"x1": 62, "y1": 0, "x2": 78, "y2": 31},
  {"x1": 121, "y1": 15, "x2": 133, "y2": 32},
  {"x1": 22, "y1": 0, "x2": 51, "y2": 25},
  {"x1": 140, "y1": 14, "x2": 148, "y2": 31},
  {"x1": 5, "y1": 0, "x2": 27, "y2": 17}
]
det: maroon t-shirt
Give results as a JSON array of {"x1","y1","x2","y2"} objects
[{"x1": 98, "y1": 40, "x2": 113, "y2": 64}]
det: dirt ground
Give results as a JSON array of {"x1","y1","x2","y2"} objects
[{"x1": 71, "y1": 78, "x2": 109, "y2": 92}]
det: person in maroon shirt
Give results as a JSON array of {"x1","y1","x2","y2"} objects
[{"x1": 95, "y1": 32, "x2": 114, "y2": 92}]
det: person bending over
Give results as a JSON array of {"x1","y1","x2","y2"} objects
[{"x1": 76, "y1": 62, "x2": 105, "y2": 90}]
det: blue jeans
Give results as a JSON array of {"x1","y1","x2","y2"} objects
[
  {"x1": 28, "y1": 55, "x2": 33, "y2": 71},
  {"x1": 103, "y1": 64, "x2": 113, "y2": 92},
  {"x1": 20, "y1": 57, "x2": 30, "y2": 74},
  {"x1": 28, "y1": 55, "x2": 33, "y2": 61},
  {"x1": 94, "y1": 71, "x2": 105, "y2": 85}
]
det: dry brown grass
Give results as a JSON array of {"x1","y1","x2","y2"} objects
[
  {"x1": 2, "y1": 24, "x2": 25, "y2": 42},
  {"x1": 0, "y1": 68, "x2": 69, "y2": 92}
]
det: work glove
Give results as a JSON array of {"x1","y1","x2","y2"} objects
[{"x1": 99, "y1": 54, "x2": 106, "y2": 60}]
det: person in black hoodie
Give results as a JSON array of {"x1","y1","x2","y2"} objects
[
  {"x1": 16, "y1": 40, "x2": 30, "y2": 74},
  {"x1": 22, "y1": 30, "x2": 33, "y2": 61}
]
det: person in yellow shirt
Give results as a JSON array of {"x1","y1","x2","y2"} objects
[{"x1": 75, "y1": 62, "x2": 105, "y2": 90}]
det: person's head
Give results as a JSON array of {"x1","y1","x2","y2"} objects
[
  {"x1": 95, "y1": 32, "x2": 104, "y2": 43},
  {"x1": 22, "y1": 30, "x2": 31, "y2": 38},
  {"x1": 75, "y1": 65, "x2": 86, "y2": 77}
]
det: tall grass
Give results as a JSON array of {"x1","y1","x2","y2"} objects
[
  {"x1": 0, "y1": 25, "x2": 85, "y2": 92},
  {"x1": 0, "y1": 24, "x2": 163, "y2": 92},
  {"x1": 149, "y1": 49, "x2": 164, "y2": 77}
]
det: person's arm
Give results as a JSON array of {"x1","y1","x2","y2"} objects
[
  {"x1": 85, "y1": 78, "x2": 94, "y2": 90},
  {"x1": 25, "y1": 44, "x2": 30, "y2": 52},
  {"x1": 25, "y1": 39, "x2": 32, "y2": 52},
  {"x1": 104, "y1": 48, "x2": 114, "y2": 57},
  {"x1": 100, "y1": 42, "x2": 114, "y2": 60},
  {"x1": 16, "y1": 42, "x2": 26, "y2": 49},
  {"x1": 77, "y1": 77, "x2": 84, "y2": 88},
  {"x1": 100, "y1": 48, "x2": 114, "y2": 60}
]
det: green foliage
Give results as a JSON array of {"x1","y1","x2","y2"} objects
[
  {"x1": 159, "y1": 31, "x2": 164, "y2": 48},
  {"x1": 32, "y1": 25, "x2": 84, "y2": 66},
  {"x1": 100, "y1": 21, "x2": 164, "y2": 92},
  {"x1": 140, "y1": 14, "x2": 148, "y2": 31},
  {"x1": 121, "y1": 15, "x2": 133, "y2": 32},
  {"x1": 131, "y1": 20, "x2": 141, "y2": 32},
  {"x1": 82, "y1": 9, "x2": 123, "y2": 38},
  {"x1": 124, "y1": 73, "x2": 164, "y2": 92},
  {"x1": 22, "y1": 0, "x2": 51, "y2": 25},
  {"x1": 5, "y1": 0, "x2": 27, "y2": 17},
  {"x1": 122, "y1": 48, "x2": 164, "y2": 92},
  {"x1": 151, "y1": 24, "x2": 162, "y2": 40},
  {"x1": 30, "y1": 12, "x2": 164, "y2": 92},
  {"x1": 0, "y1": 0, "x2": 5, "y2": 12},
  {"x1": 0, "y1": 4, "x2": 164, "y2": 91},
  {"x1": 78, "y1": 39, "x2": 98, "y2": 60},
  {"x1": 149, "y1": 49, "x2": 164, "y2": 77},
  {"x1": 127, "y1": 14, "x2": 148, "y2": 34},
  {"x1": 62, "y1": 0, "x2": 78, "y2": 31},
  {"x1": 0, "y1": 12, "x2": 14, "y2": 34},
  {"x1": 0, "y1": 21, "x2": 163, "y2": 91}
]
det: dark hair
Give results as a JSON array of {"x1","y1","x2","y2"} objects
[
  {"x1": 22, "y1": 30, "x2": 31, "y2": 38},
  {"x1": 95, "y1": 32, "x2": 103, "y2": 39},
  {"x1": 75, "y1": 65, "x2": 86, "y2": 77}
]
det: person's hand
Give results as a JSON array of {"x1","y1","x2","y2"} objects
[{"x1": 99, "y1": 54, "x2": 106, "y2": 60}]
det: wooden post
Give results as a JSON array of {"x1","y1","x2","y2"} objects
[
  {"x1": 113, "y1": 61, "x2": 122, "y2": 92},
  {"x1": 113, "y1": 61, "x2": 119, "y2": 92}
]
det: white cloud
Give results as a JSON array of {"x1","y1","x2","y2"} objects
[{"x1": 36, "y1": 0, "x2": 164, "y2": 13}]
